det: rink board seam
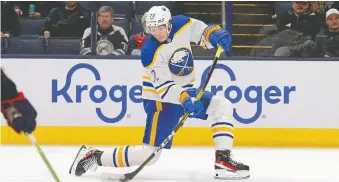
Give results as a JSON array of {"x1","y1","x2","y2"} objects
[{"x1": 1, "y1": 126, "x2": 339, "y2": 148}]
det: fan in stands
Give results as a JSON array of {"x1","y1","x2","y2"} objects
[
  {"x1": 69, "y1": 5, "x2": 250, "y2": 180},
  {"x1": 80, "y1": 6, "x2": 128, "y2": 56},
  {"x1": 128, "y1": 12, "x2": 150, "y2": 56}
]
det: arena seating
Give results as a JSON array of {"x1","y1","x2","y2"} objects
[
  {"x1": 3, "y1": 37, "x2": 45, "y2": 54},
  {"x1": 3, "y1": 1, "x2": 276, "y2": 56},
  {"x1": 46, "y1": 38, "x2": 81, "y2": 55},
  {"x1": 19, "y1": 18, "x2": 47, "y2": 35}
]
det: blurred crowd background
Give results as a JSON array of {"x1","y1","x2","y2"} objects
[{"x1": 1, "y1": 1, "x2": 338, "y2": 58}]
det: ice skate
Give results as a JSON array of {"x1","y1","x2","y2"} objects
[
  {"x1": 214, "y1": 150, "x2": 250, "y2": 180},
  {"x1": 69, "y1": 145, "x2": 103, "y2": 176}
]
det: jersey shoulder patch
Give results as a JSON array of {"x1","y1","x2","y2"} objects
[
  {"x1": 141, "y1": 37, "x2": 163, "y2": 68},
  {"x1": 171, "y1": 15, "x2": 192, "y2": 36}
]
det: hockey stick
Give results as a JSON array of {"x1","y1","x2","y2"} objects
[
  {"x1": 118, "y1": 46, "x2": 224, "y2": 182},
  {"x1": 26, "y1": 133, "x2": 61, "y2": 182}
]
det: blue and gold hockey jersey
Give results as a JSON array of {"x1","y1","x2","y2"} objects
[{"x1": 141, "y1": 15, "x2": 214, "y2": 105}]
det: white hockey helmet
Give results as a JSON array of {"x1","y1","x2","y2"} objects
[{"x1": 146, "y1": 6, "x2": 172, "y2": 35}]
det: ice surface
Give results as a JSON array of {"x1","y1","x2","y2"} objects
[{"x1": 0, "y1": 146, "x2": 338, "y2": 182}]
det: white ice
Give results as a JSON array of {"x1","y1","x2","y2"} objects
[{"x1": 0, "y1": 146, "x2": 338, "y2": 182}]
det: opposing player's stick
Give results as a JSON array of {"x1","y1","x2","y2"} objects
[
  {"x1": 26, "y1": 133, "x2": 61, "y2": 182},
  {"x1": 118, "y1": 46, "x2": 224, "y2": 182}
]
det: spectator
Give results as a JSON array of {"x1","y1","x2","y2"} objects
[
  {"x1": 1, "y1": 1, "x2": 21, "y2": 37},
  {"x1": 128, "y1": 12, "x2": 149, "y2": 56},
  {"x1": 261, "y1": 1, "x2": 322, "y2": 39},
  {"x1": 13, "y1": 1, "x2": 61, "y2": 18},
  {"x1": 316, "y1": 8, "x2": 339, "y2": 57},
  {"x1": 43, "y1": 1, "x2": 90, "y2": 37},
  {"x1": 80, "y1": 6, "x2": 128, "y2": 56},
  {"x1": 273, "y1": 31, "x2": 317, "y2": 57}
]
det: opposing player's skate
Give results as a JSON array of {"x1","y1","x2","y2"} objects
[
  {"x1": 69, "y1": 145, "x2": 103, "y2": 176},
  {"x1": 214, "y1": 150, "x2": 250, "y2": 180}
]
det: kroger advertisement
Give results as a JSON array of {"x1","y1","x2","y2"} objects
[{"x1": 1, "y1": 59, "x2": 339, "y2": 128}]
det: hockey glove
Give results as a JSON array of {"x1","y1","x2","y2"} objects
[
  {"x1": 205, "y1": 25, "x2": 231, "y2": 51},
  {"x1": 184, "y1": 88, "x2": 214, "y2": 120},
  {"x1": 180, "y1": 91, "x2": 204, "y2": 117},
  {"x1": 185, "y1": 88, "x2": 214, "y2": 106},
  {"x1": 1, "y1": 92, "x2": 37, "y2": 134}
]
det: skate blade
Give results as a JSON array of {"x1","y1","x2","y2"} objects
[
  {"x1": 100, "y1": 172, "x2": 126, "y2": 181},
  {"x1": 215, "y1": 169, "x2": 250, "y2": 180},
  {"x1": 69, "y1": 145, "x2": 87, "y2": 175}
]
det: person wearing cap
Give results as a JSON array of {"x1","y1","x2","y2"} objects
[
  {"x1": 261, "y1": 1, "x2": 322, "y2": 38},
  {"x1": 80, "y1": 6, "x2": 128, "y2": 56},
  {"x1": 263, "y1": 1, "x2": 323, "y2": 57},
  {"x1": 316, "y1": 8, "x2": 339, "y2": 57}
]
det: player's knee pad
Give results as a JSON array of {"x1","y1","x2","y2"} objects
[
  {"x1": 128, "y1": 145, "x2": 162, "y2": 166},
  {"x1": 145, "y1": 145, "x2": 162, "y2": 166},
  {"x1": 207, "y1": 96, "x2": 233, "y2": 121}
]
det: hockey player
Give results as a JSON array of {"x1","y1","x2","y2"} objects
[
  {"x1": 69, "y1": 6, "x2": 250, "y2": 180},
  {"x1": 1, "y1": 69, "x2": 37, "y2": 134}
]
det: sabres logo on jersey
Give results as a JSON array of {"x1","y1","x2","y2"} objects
[{"x1": 168, "y1": 48, "x2": 194, "y2": 76}]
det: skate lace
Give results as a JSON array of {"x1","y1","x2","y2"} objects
[
  {"x1": 227, "y1": 153, "x2": 244, "y2": 167},
  {"x1": 81, "y1": 149, "x2": 99, "y2": 171},
  {"x1": 83, "y1": 155, "x2": 97, "y2": 171}
]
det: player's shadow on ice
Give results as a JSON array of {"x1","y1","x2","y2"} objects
[
  {"x1": 70, "y1": 173, "x2": 104, "y2": 181},
  {"x1": 99, "y1": 171, "x2": 221, "y2": 182},
  {"x1": 76, "y1": 172, "x2": 339, "y2": 182}
]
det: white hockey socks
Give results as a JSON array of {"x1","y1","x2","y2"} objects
[
  {"x1": 100, "y1": 145, "x2": 161, "y2": 168},
  {"x1": 206, "y1": 96, "x2": 235, "y2": 150}
]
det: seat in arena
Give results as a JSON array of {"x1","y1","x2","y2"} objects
[
  {"x1": 19, "y1": 18, "x2": 47, "y2": 35},
  {"x1": 5, "y1": 38, "x2": 45, "y2": 54}
]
